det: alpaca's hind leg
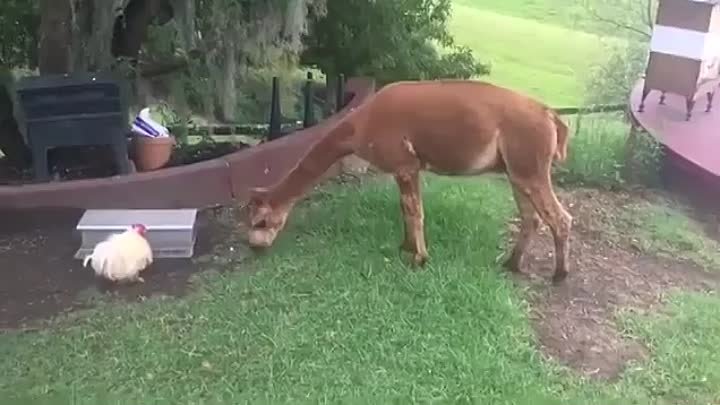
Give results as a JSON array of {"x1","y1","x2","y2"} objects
[
  {"x1": 520, "y1": 179, "x2": 573, "y2": 283},
  {"x1": 398, "y1": 193, "x2": 414, "y2": 253},
  {"x1": 394, "y1": 171, "x2": 428, "y2": 266},
  {"x1": 504, "y1": 185, "x2": 541, "y2": 273}
]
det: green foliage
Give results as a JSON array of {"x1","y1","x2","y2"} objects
[
  {"x1": 576, "y1": 1, "x2": 660, "y2": 190},
  {"x1": 553, "y1": 112, "x2": 663, "y2": 190},
  {"x1": 300, "y1": 0, "x2": 489, "y2": 84},
  {"x1": 178, "y1": 58, "x2": 307, "y2": 123},
  {"x1": 553, "y1": 113, "x2": 628, "y2": 188},
  {"x1": 624, "y1": 126, "x2": 664, "y2": 187},
  {"x1": 140, "y1": 0, "x2": 319, "y2": 126},
  {"x1": 584, "y1": 40, "x2": 649, "y2": 105},
  {"x1": 580, "y1": 0, "x2": 655, "y2": 105},
  {"x1": 232, "y1": 66, "x2": 306, "y2": 123},
  {"x1": 0, "y1": 0, "x2": 38, "y2": 68},
  {"x1": 581, "y1": 0, "x2": 656, "y2": 38}
]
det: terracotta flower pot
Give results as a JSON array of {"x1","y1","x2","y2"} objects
[{"x1": 131, "y1": 135, "x2": 176, "y2": 172}]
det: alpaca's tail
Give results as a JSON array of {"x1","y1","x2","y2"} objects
[{"x1": 549, "y1": 109, "x2": 569, "y2": 162}]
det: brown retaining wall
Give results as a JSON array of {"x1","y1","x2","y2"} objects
[{"x1": 0, "y1": 78, "x2": 376, "y2": 210}]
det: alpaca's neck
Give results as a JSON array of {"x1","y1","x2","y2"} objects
[{"x1": 267, "y1": 120, "x2": 355, "y2": 207}]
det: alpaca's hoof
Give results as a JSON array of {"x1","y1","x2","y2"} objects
[
  {"x1": 399, "y1": 241, "x2": 413, "y2": 253},
  {"x1": 502, "y1": 255, "x2": 521, "y2": 273},
  {"x1": 412, "y1": 253, "x2": 428, "y2": 267},
  {"x1": 551, "y1": 269, "x2": 568, "y2": 284}
]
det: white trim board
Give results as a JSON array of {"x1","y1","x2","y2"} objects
[
  {"x1": 75, "y1": 209, "x2": 198, "y2": 231},
  {"x1": 650, "y1": 24, "x2": 720, "y2": 61},
  {"x1": 76, "y1": 225, "x2": 194, "y2": 231}
]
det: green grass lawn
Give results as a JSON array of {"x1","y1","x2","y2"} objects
[
  {"x1": 449, "y1": 1, "x2": 627, "y2": 106},
  {"x1": 453, "y1": 0, "x2": 622, "y2": 35},
  {"x1": 2, "y1": 174, "x2": 720, "y2": 404},
  {"x1": 624, "y1": 203, "x2": 720, "y2": 270}
]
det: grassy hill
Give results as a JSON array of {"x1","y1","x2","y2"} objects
[
  {"x1": 453, "y1": 0, "x2": 621, "y2": 34},
  {"x1": 449, "y1": 0, "x2": 630, "y2": 106}
]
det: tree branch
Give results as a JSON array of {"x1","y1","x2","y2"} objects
[
  {"x1": 586, "y1": 3, "x2": 651, "y2": 39},
  {"x1": 137, "y1": 49, "x2": 202, "y2": 78},
  {"x1": 110, "y1": 48, "x2": 202, "y2": 79},
  {"x1": 645, "y1": 0, "x2": 655, "y2": 31}
]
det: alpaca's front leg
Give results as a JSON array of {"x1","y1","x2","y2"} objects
[{"x1": 394, "y1": 171, "x2": 428, "y2": 266}]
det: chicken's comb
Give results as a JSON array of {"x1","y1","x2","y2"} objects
[{"x1": 130, "y1": 223, "x2": 148, "y2": 233}]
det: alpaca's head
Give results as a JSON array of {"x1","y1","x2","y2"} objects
[{"x1": 246, "y1": 188, "x2": 290, "y2": 249}]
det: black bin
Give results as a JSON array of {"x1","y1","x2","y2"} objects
[{"x1": 15, "y1": 72, "x2": 131, "y2": 181}]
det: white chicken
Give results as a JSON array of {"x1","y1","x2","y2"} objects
[{"x1": 82, "y1": 223, "x2": 154, "y2": 284}]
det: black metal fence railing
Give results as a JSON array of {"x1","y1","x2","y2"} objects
[
  {"x1": 167, "y1": 73, "x2": 349, "y2": 142},
  {"x1": 167, "y1": 84, "x2": 628, "y2": 141},
  {"x1": 554, "y1": 103, "x2": 626, "y2": 115}
]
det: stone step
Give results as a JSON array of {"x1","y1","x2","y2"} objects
[{"x1": 74, "y1": 209, "x2": 198, "y2": 259}]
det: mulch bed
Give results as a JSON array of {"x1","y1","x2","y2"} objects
[
  {"x1": 0, "y1": 206, "x2": 240, "y2": 331},
  {"x1": 0, "y1": 141, "x2": 251, "y2": 185}
]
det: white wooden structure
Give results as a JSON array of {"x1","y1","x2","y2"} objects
[
  {"x1": 639, "y1": 0, "x2": 720, "y2": 120},
  {"x1": 74, "y1": 209, "x2": 198, "y2": 259}
]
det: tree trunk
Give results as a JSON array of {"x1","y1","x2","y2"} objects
[
  {"x1": 324, "y1": 73, "x2": 336, "y2": 115},
  {"x1": 0, "y1": 71, "x2": 30, "y2": 167},
  {"x1": 112, "y1": 0, "x2": 172, "y2": 61},
  {"x1": 170, "y1": 0, "x2": 196, "y2": 50},
  {"x1": 38, "y1": 0, "x2": 74, "y2": 74},
  {"x1": 73, "y1": 0, "x2": 125, "y2": 72},
  {"x1": 220, "y1": 44, "x2": 237, "y2": 122}
]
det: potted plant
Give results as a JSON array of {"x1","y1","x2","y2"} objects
[
  {"x1": 129, "y1": 106, "x2": 176, "y2": 172},
  {"x1": 131, "y1": 134, "x2": 176, "y2": 172}
]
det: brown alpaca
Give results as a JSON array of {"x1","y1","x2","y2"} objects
[{"x1": 246, "y1": 80, "x2": 573, "y2": 282}]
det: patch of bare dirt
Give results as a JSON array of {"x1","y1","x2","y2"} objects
[{"x1": 510, "y1": 188, "x2": 720, "y2": 381}]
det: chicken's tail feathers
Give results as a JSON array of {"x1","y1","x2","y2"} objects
[
  {"x1": 84, "y1": 252, "x2": 110, "y2": 278},
  {"x1": 82, "y1": 254, "x2": 93, "y2": 268}
]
